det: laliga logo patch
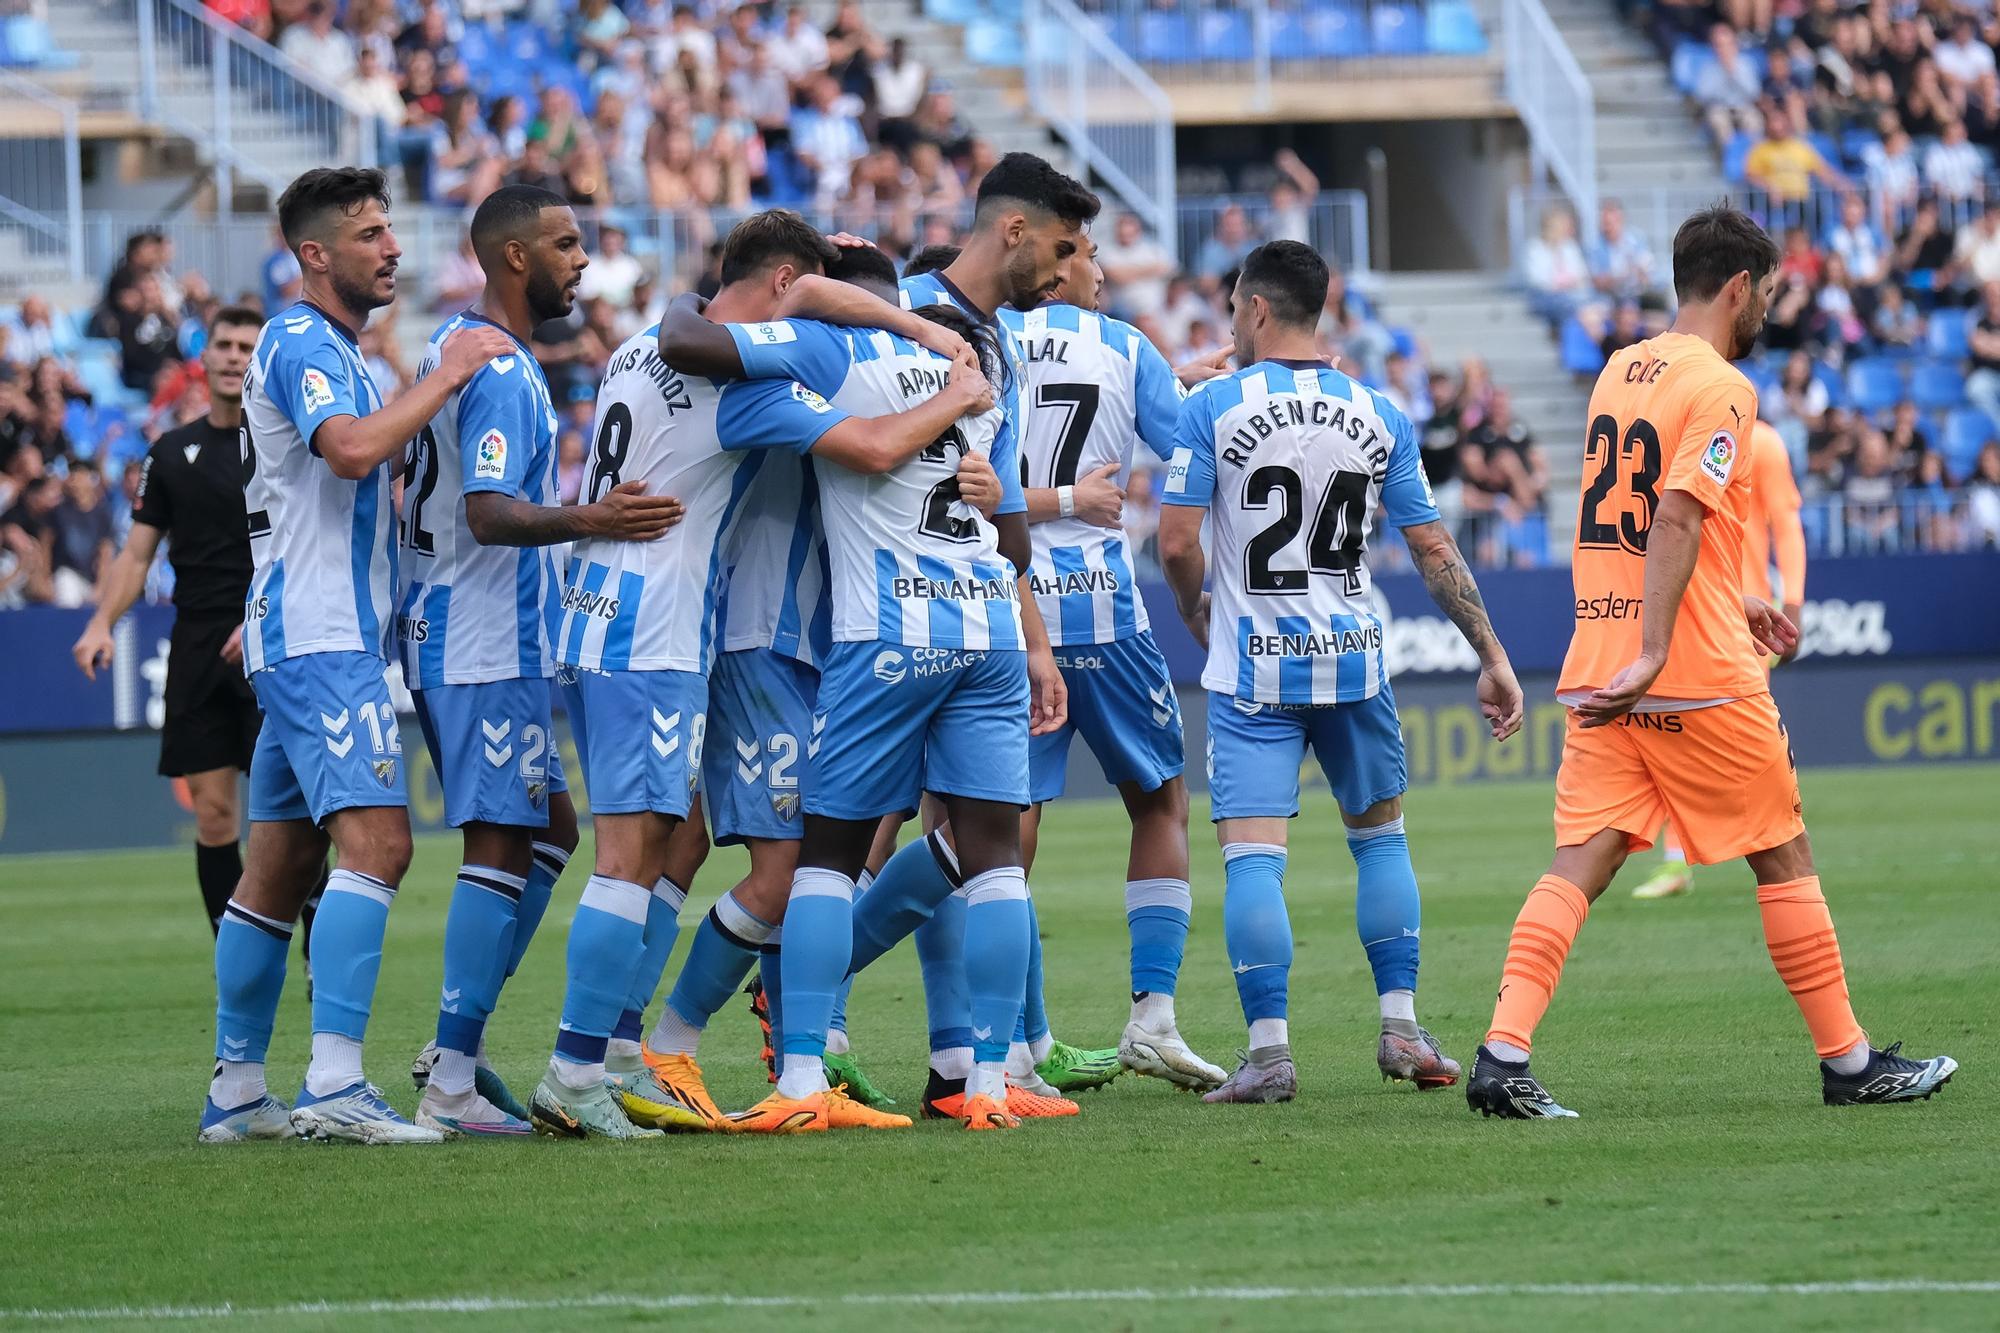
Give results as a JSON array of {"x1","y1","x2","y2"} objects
[
  {"x1": 1164, "y1": 446, "x2": 1192, "y2": 495},
  {"x1": 790, "y1": 382, "x2": 833, "y2": 415},
  {"x1": 475, "y1": 428, "x2": 507, "y2": 480},
  {"x1": 744, "y1": 321, "x2": 796, "y2": 345},
  {"x1": 873, "y1": 649, "x2": 906, "y2": 685},
  {"x1": 1700, "y1": 429, "x2": 1737, "y2": 485},
  {"x1": 301, "y1": 367, "x2": 335, "y2": 414}
]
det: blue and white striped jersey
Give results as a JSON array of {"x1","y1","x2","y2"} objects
[
  {"x1": 997, "y1": 301, "x2": 1181, "y2": 645},
  {"x1": 395, "y1": 312, "x2": 563, "y2": 687},
  {"x1": 897, "y1": 270, "x2": 1029, "y2": 437},
  {"x1": 1161, "y1": 359, "x2": 1439, "y2": 705},
  {"x1": 715, "y1": 318, "x2": 1023, "y2": 650},
  {"x1": 715, "y1": 451, "x2": 831, "y2": 668},
  {"x1": 240, "y1": 301, "x2": 394, "y2": 672},
  {"x1": 554, "y1": 324, "x2": 757, "y2": 673}
]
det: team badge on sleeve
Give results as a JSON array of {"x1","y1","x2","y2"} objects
[
  {"x1": 1700, "y1": 430, "x2": 1737, "y2": 486},
  {"x1": 302, "y1": 368, "x2": 335, "y2": 414},
  {"x1": 1164, "y1": 447, "x2": 1192, "y2": 495},
  {"x1": 475, "y1": 429, "x2": 508, "y2": 480},
  {"x1": 791, "y1": 383, "x2": 833, "y2": 414}
]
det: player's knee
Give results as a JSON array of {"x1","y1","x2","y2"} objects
[
  {"x1": 1341, "y1": 795, "x2": 1403, "y2": 831},
  {"x1": 1747, "y1": 830, "x2": 1815, "y2": 883},
  {"x1": 191, "y1": 799, "x2": 239, "y2": 847},
  {"x1": 339, "y1": 818, "x2": 412, "y2": 885}
]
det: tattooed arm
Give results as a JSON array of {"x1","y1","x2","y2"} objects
[{"x1": 1402, "y1": 519, "x2": 1524, "y2": 741}]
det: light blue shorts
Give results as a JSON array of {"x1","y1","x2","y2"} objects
[
  {"x1": 703, "y1": 648, "x2": 818, "y2": 845},
  {"x1": 248, "y1": 650, "x2": 408, "y2": 824},
  {"x1": 1029, "y1": 630, "x2": 1184, "y2": 804},
  {"x1": 1205, "y1": 685, "x2": 1407, "y2": 820},
  {"x1": 559, "y1": 664, "x2": 705, "y2": 819},
  {"x1": 413, "y1": 677, "x2": 568, "y2": 829}
]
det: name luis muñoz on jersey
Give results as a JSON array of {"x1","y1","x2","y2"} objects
[
  {"x1": 1162, "y1": 359, "x2": 1439, "y2": 705},
  {"x1": 240, "y1": 300, "x2": 394, "y2": 672},
  {"x1": 714, "y1": 316, "x2": 1025, "y2": 650},
  {"x1": 396, "y1": 312, "x2": 563, "y2": 687},
  {"x1": 555, "y1": 323, "x2": 759, "y2": 673},
  {"x1": 998, "y1": 301, "x2": 1182, "y2": 646},
  {"x1": 715, "y1": 447, "x2": 831, "y2": 668}
]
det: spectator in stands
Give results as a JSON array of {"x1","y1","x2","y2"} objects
[
  {"x1": 656, "y1": 4, "x2": 720, "y2": 93},
  {"x1": 1266, "y1": 149, "x2": 1320, "y2": 243},
  {"x1": 873, "y1": 36, "x2": 928, "y2": 143},
  {"x1": 394, "y1": 0, "x2": 453, "y2": 64},
  {"x1": 573, "y1": 0, "x2": 630, "y2": 68},
  {"x1": 825, "y1": 2, "x2": 883, "y2": 106},
  {"x1": 1523, "y1": 204, "x2": 1592, "y2": 326},
  {"x1": 1824, "y1": 192, "x2": 1889, "y2": 287},
  {"x1": 908, "y1": 87, "x2": 973, "y2": 163},
  {"x1": 429, "y1": 90, "x2": 502, "y2": 206},
  {"x1": 488, "y1": 94, "x2": 529, "y2": 160},
  {"x1": 768, "y1": 4, "x2": 829, "y2": 83},
  {"x1": 1599, "y1": 302, "x2": 1645, "y2": 363},
  {"x1": 431, "y1": 230, "x2": 485, "y2": 314},
  {"x1": 49, "y1": 465, "x2": 113, "y2": 608},
  {"x1": 1954, "y1": 204, "x2": 2000, "y2": 291},
  {"x1": 1871, "y1": 282, "x2": 1925, "y2": 352},
  {"x1": 1899, "y1": 60, "x2": 1958, "y2": 142},
  {"x1": 506, "y1": 135, "x2": 569, "y2": 196},
  {"x1": 342, "y1": 43, "x2": 405, "y2": 143},
  {"x1": 1097, "y1": 211, "x2": 1174, "y2": 321},
  {"x1": 1935, "y1": 16, "x2": 1998, "y2": 95},
  {"x1": 1769, "y1": 349, "x2": 1829, "y2": 434},
  {"x1": 557, "y1": 424, "x2": 587, "y2": 506},
  {"x1": 1967, "y1": 442, "x2": 2000, "y2": 545},
  {"x1": 1695, "y1": 24, "x2": 1764, "y2": 144},
  {"x1": 791, "y1": 72, "x2": 868, "y2": 208},
  {"x1": 5, "y1": 296, "x2": 75, "y2": 368},
  {"x1": 1, "y1": 472, "x2": 58, "y2": 606},
  {"x1": 905, "y1": 140, "x2": 963, "y2": 213},
  {"x1": 1465, "y1": 389, "x2": 1548, "y2": 567},
  {"x1": 1923, "y1": 119, "x2": 1985, "y2": 206},
  {"x1": 1894, "y1": 196, "x2": 1957, "y2": 288},
  {"x1": 1745, "y1": 108, "x2": 1846, "y2": 204},
  {"x1": 1814, "y1": 254, "x2": 1868, "y2": 356},
  {"x1": 280, "y1": 1, "x2": 355, "y2": 84},
  {"x1": 1964, "y1": 281, "x2": 2000, "y2": 422},
  {"x1": 96, "y1": 276, "x2": 179, "y2": 394},
  {"x1": 1886, "y1": 399, "x2": 1933, "y2": 473},
  {"x1": 731, "y1": 40, "x2": 794, "y2": 157},
  {"x1": 1588, "y1": 198, "x2": 1664, "y2": 306},
  {"x1": 1381, "y1": 350, "x2": 1431, "y2": 426},
  {"x1": 1842, "y1": 428, "x2": 1901, "y2": 552},
  {"x1": 579, "y1": 223, "x2": 644, "y2": 312},
  {"x1": 1967, "y1": 72, "x2": 2000, "y2": 156},
  {"x1": 1862, "y1": 121, "x2": 1921, "y2": 230},
  {"x1": 1195, "y1": 205, "x2": 1256, "y2": 283},
  {"x1": 1319, "y1": 264, "x2": 1390, "y2": 381}
]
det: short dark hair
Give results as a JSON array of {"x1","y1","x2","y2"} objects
[
  {"x1": 718, "y1": 209, "x2": 838, "y2": 286},
  {"x1": 469, "y1": 183, "x2": 570, "y2": 262},
  {"x1": 277, "y1": 167, "x2": 391, "y2": 253},
  {"x1": 1234, "y1": 240, "x2": 1329, "y2": 328},
  {"x1": 825, "y1": 243, "x2": 899, "y2": 294},
  {"x1": 1672, "y1": 204, "x2": 1779, "y2": 304},
  {"x1": 973, "y1": 152, "x2": 1100, "y2": 228},
  {"x1": 209, "y1": 304, "x2": 264, "y2": 335},
  {"x1": 902, "y1": 243, "x2": 961, "y2": 277}
]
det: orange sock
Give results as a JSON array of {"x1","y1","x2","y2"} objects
[
  {"x1": 1485, "y1": 875, "x2": 1590, "y2": 1054},
  {"x1": 1758, "y1": 876, "x2": 1866, "y2": 1059}
]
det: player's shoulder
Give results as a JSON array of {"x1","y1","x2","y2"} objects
[
  {"x1": 1184, "y1": 364, "x2": 1251, "y2": 418},
  {"x1": 151, "y1": 419, "x2": 207, "y2": 457}
]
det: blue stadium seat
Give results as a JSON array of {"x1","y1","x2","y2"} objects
[
  {"x1": 1389, "y1": 326, "x2": 1419, "y2": 359},
  {"x1": 1722, "y1": 132, "x2": 1755, "y2": 183},
  {"x1": 1560, "y1": 315, "x2": 1605, "y2": 375},
  {"x1": 1845, "y1": 357, "x2": 1903, "y2": 414},
  {"x1": 1840, "y1": 128, "x2": 1881, "y2": 169},
  {"x1": 1927, "y1": 306, "x2": 1970, "y2": 358},
  {"x1": 924, "y1": 0, "x2": 983, "y2": 24},
  {"x1": 1910, "y1": 358, "x2": 1966, "y2": 411},
  {"x1": 503, "y1": 19, "x2": 549, "y2": 64},
  {"x1": 1426, "y1": 0, "x2": 1488, "y2": 55},
  {"x1": 1197, "y1": 10, "x2": 1254, "y2": 61},
  {"x1": 1669, "y1": 42, "x2": 1708, "y2": 93},
  {"x1": 1136, "y1": 11, "x2": 1190, "y2": 63},
  {"x1": 1942, "y1": 409, "x2": 1996, "y2": 479},
  {"x1": 1304, "y1": 5, "x2": 1367, "y2": 58},
  {"x1": 1371, "y1": 5, "x2": 1426, "y2": 55},
  {"x1": 456, "y1": 22, "x2": 494, "y2": 68},
  {"x1": 964, "y1": 18, "x2": 1023, "y2": 68}
]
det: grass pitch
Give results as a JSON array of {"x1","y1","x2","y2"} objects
[{"x1": 0, "y1": 764, "x2": 1994, "y2": 1332}]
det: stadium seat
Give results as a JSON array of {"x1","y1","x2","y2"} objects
[
  {"x1": 1927, "y1": 307, "x2": 1970, "y2": 359},
  {"x1": 1910, "y1": 359, "x2": 1966, "y2": 411},
  {"x1": 1197, "y1": 10, "x2": 1254, "y2": 61},
  {"x1": 1840, "y1": 128, "x2": 1881, "y2": 170},
  {"x1": 1942, "y1": 409, "x2": 1996, "y2": 479},
  {"x1": 1426, "y1": 1, "x2": 1488, "y2": 55},
  {"x1": 1303, "y1": 5, "x2": 1367, "y2": 58},
  {"x1": 1722, "y1": 132, "x2": 1755, "y2": 183},
  {"x1": 1845, "y1": 358, "x2": 1903, "y2": 414},
  {"x1": 1670, "y1": 42, "x2": 1709, "y2": 94},
  {"x1": 964, "y1": 18, "x2": 1023, "y2": 68},
  {"x1": 455, "y1": 22, "x2": 493, "y2": 68},
  {"x1": 503, "y1": 19, "x2": 549, "y2": 64},
  {"x1": 1135, "y1": 11, "x2": 1189, "y2": 63},
  {"x1": 1809, "y1": 357, "x2": 1846, "y2": 407},
  {"x1": 1371, "y1": 5, "x2": 1427, "y2": 56},
  {"x1": 1560, "y1": 315, "x2": 1605, "y2": 375},
  {"x1": 923, "y1": 0, "x2": 984, "y2": 25}
]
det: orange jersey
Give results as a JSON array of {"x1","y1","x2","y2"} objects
[
  {"x1": 1741, "y1": 420, "x2": 1807, "y2": 606},
  {"x1": 1559, "y1": 332, "x2": 1768, "y2": 701}
]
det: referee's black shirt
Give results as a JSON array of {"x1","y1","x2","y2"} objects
[{"x1": 134, "y1": 419, "x2": 251, "y2": 618}]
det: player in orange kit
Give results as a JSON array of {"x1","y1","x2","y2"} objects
[
  {"x1": 1465, "y1": 206, "x2": 1959, "y2": 1117},
  {"x1": 1629, "y1": 416, "x2": 1806, "y2": 900}
]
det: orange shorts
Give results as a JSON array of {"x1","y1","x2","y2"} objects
[{"x1": 1552, "y1": 691, "x2": 1805, "y2": 866}]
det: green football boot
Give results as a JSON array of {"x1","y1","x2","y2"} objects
[
  {"x1": 823, "y1": 1051, "x2": 896, "y2": 1109},
  {"x1": 1035, "y1": 1039, "x2": 1124, "y2": 1093}
]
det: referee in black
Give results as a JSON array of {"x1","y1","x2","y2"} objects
[{"x1": 72, "y1": 305, "x2": 293, "y2": 938}]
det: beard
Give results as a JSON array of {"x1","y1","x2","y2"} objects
[
  {"x1": 1004, "y1": 247, "x2": 1053, "y2": 310},
  {"x1": 1728, "y1": 306, "x2": 1764, "y2": 361},
  {"x1": 332, "y1": 264, "x2": 394, "y2": 316},
  {"x1": 527, "y1": 266, "x2": 575, "y2": 324}
]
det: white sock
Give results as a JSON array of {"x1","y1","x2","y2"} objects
[
  {"x1": 777, "y1": 1053, "x2": 828, "y2": 1100},
  {"x1": 550, "y1": 1054, "x2": 603, "y2": 1091},
  {"x1": 431, "y1": 1048, "x2": 476, "y2": 1096},
  {"x1": 1028, "y1": 1032, "x2": 1054, "y2": 1064},
  {"x1": 825, "y1": 1027, "x2": 850, "y2": 1056},
  {"x1": 1487, "y1": 1040, "x2": 1531, "y2": 1064},
  {"x1": 1005, "y1": 1040, "x2": 1037, "y2": 1079},
  {"x1": 606, "y1": 1037, "x2": 642, "y2": 1062},
  {"x1": 210, "y1": 1060, "x2": 266, "y2": 1107},
  {"x1": 967, "y1": 1061, "x2": 1008, "y2": 1099},
  {"x1": 1131, "y1": 991, "x2": 1175, "y2": 1029},
  {"x1": 1248, "y1": 1017, "x2": 1288, "y2": 1050},
  {"x1": 305, "y1": 1033, "x2": 364, "y2": 1097},
  {"x1": 647, "y1": 1005, "x2": 703, "y2": 1057},
  {"x1": 1826, "y1": 1039, "x2": 1870, "y2": 1076},
  {"x1": 1379, "y1": 989, "x2": 1417, "y2": 1024},
  {"x1": 929, "y1": 1045, "x2": 972, "y2": 1080}
]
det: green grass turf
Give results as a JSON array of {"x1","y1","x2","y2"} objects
[{"x1": 0, "y1": 764, "x2": 1994, "y2": 1333}]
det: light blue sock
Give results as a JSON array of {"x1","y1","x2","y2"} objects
[
  {"x1": 778, "y1": 868, "x2": 854, "y2": 1059},
  {"x1": 214, "y1": 901, "x2": 291, "y2": 1066},
  {"x1": 964, "y1": 868, "x2": 1032, "y2": 1067},
  {"x1": 915, "y1": 888, "x2": 971, "y2": 1058},
  {"x1": 552, "y1": 874, "x2": 650, "y2": 1069},
  {"x1": 1349, "y1": 817, "x2": 1421, "y2": 995},
  {"x1": 308, "y1": 869, "x2": 397, "y2": 1040},
  {"x1": 829, "y1": 870, "x2": 870, "y2": 1038},
  {"x1": 664, "y1": 889, "x2": 775, "y2": 1031},
  {"x1": 759, "y1": 932, "x2": 784, "y2": 1050},
  {"x1": 508, "y1": 840, "x2": 569, "y2": 978},
  {"x1": 1126, "y1": 877, "x2": 1192, "y2": 996},
  {"x1": 1017, "y1": 897, "x2": 1049, "y2": 1045},
  {"x1": 1222, "y1": 843, "x2": 1291, "y2": 1025},
  {"x1": 616, "y1": 877, "x2": 687, "y2": 1042},
  {"x1": 435, "y1": 865, "x2": 523, "y2": 1057},
  {"x1": 850, "y1": 832, "x2": 959, "y2": 973}
]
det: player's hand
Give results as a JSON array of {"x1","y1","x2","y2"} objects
[
  {"x1": 219, "y1": 625, "x2": 244, "y2": 668},
  {"x1": 438, "y1": 325, "x2": 516, "y2": 387},
  {"x1": 1744, "y1": 592, "x2": 1808, "y2": 660},
  {"x1": 587, "y1": 481, "x2": 685, "y2": 541},
  {"x1": 943, "y1": 347, "x2": 995, "y2": 418},
  {"x1": 912, "y1": 319, "x2": 972, "y2": 367},
  {"x1": 1073, "y1": 461, "x2": 1124, "y2": 527},
  {"x1": 71, "y1": 621, "x2": 114, "y2": 680},
  {"x1": 954, "y1": 453, "x2": 1001, "y2": 518},
  {"x1": 1477, "y1": 657, "x2": 1525, "y2": 741},
  {"x1": 1174, "y1": 344, "x2": 1235, "y2": 386},
  {"x1": 1178, "y1": 590, "x2": 1211, "y2": 651},
  {"x1": 1028, "y1": 644, "x2": 1068, "y2": 736},
  {"x1": 1574, "y1": 652, "x2": 1664, "y2": 729},
  {"x1": 1778, "y1": 600, "x2": 1804, "y2": 665},
  {"x1": 824, "y1": 231, "x2": 875, "y2": 250}
]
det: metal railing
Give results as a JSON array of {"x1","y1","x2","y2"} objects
[
  {"x1": 1025, "y1": 0, "x2": 1179, "y2": 262},
  {"x1": 1803, "y1": 494, "x2": 1997, "y2": 557},
  {"x1": 1501, "y1": 0, "x2": 1596, "y2": 246},
  {"x1": 128, "y1": 0, "x2": 372, "y2": 201},
  {"x1": 0, "y1": 70, "x2": 84, "y2": 284}
]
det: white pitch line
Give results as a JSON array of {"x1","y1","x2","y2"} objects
[{"x1": 7, "y1": 1280, "x2": 1999, "y2": 1322}]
